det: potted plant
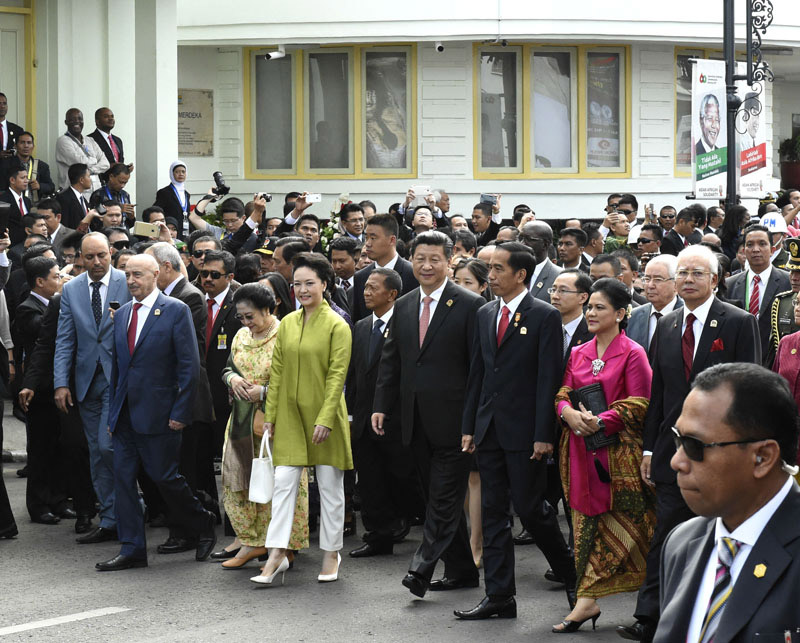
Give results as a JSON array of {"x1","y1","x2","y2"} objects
[{"x1": 779, "y1": 135, "x2": 800, "y2": 189}]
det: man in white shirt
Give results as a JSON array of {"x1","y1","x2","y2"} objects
[
  {"x1": 54, "y1": 108, "x2": 109, "y2": 192},
  {"x1": 655, "y1": 362, "x2": 800, "y2": 642},
  {"x1": 548, "y1": 269, "x2": 592, "y2": 366},
  {"x1": 0, "y1": 92, "x2": 23, "y2": 156}
]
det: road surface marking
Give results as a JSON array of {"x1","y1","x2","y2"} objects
[{"x1": 0, "y1": 607, "x2": 131, "y2": 636}]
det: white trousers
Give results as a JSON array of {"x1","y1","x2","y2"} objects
[{"x1": 265, "y1": 465, "x2": 344, "y2": 552}]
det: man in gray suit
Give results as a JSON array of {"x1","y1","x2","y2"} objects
[
  {"x1": 656, "y1": 363, "x2": 800, "y2": 642},
  {"x1": 627, "y1": 254, "x2": 682, "y2": 352},
  {"x1": 36, "y1": 198, "x2": 74, "y2": 260},
  {"x1": 54, "y1": 232, "x2": 131, "y2": 543},
  {"x1": 519, "y1": 221, "x2": 561, "y2": 304},
  {"x1": 725, "y1": 224, "x2": 791, "y2": 357}
]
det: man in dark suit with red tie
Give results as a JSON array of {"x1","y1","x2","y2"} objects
[
  {"x1": 55, "y1": 164, "x2": 93, "y2": 229},
  {"x1": 0, "y1": 160, "x2": 32, "y2": 245},
  {"x1": 0, "y1": 93, "x2": 24, "y2": 155},
  {"x1": 617, "y1": 245, "x2": 760, "y2": 643},
  {"x1": 456, "y1": 243, "x2": 576, "y2": 620},
  {"x1": 373, "y1": 231, "x2": 482, "y2": 598},
  {"x1": 88, "y1": 108, "x2": 127, "y2": 167}
]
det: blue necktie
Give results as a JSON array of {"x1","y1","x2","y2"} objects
[{"x1": 368, "y1": 319, "x2": 385, "y2": 362}]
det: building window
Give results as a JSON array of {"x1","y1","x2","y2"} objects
[
  {"x1": 475, "y1": 44, "x2": 629, "y2": 178},
  {"x1": 478, "y1": 48, "x2": 521, "y2": 172},
  {"x1": 675, "y1": 49, "x2": 704, "y2": 174},
  {"x1": 246, "y1": 46, "x2": 416, "y2": 180}
]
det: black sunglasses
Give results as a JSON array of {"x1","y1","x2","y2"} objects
[
  {"x1": 112, "y1": 240, "x2": 130, "y2": 250},
  {"x1": 192, "y1": 249, "x2": 210, "y2": 259},
  {"x1": 200, "y1": 270, "x2": 225, "y2": 280},
  {"x1": 671, "y1": 426, "x2": 765, "y2": 462},
  {"x1": 660, "y1": 214, "x2": 677, "y2": 219}
]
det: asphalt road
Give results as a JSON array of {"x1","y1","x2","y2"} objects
[{"x1": 0, "y1": 402, "x2": 639, "y2": 642}]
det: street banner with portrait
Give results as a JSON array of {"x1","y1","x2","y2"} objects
[
  {"x1": 692, "y1": 59, "x2": 728, "y2": 199},
  {"x1": 735, "y1": 62, "x2": 768, "y2": 198}
]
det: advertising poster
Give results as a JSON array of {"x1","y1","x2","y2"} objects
[
  {"x1": 735, "y1": 62, "x2": 768, "y2": 198},
  {"x1": 692, "y1": 60, "x2": 728, "y2": 199},
  {"x1": 586, "y1": 53, "x2": 621, "y2": 168}
]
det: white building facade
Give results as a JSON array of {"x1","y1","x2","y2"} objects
[{"x1": 2, "y1": 0, "x2": 800, "y2": 219}]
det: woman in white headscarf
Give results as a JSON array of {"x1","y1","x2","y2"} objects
[{"x1": 154, "y1": 160, "x2": 191, "y2": 239}]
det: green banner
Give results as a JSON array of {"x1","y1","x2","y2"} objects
[{"x1": 695, "y1": 148, "x2": 727, "y2": 181}]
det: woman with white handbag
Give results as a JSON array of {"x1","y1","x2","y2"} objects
[{"x1": 212, "y1": 284, "x2": 309, "y2": 569}]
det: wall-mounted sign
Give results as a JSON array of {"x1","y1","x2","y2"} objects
[{"x1": 178, "y1": 89, "x2": 213, "y2": 157}]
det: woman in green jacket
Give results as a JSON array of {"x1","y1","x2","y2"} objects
[{"x1": 253, "y1": 253, "x2": 353, "y2": 586}]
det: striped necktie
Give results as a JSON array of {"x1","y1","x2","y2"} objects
[{"x1": 698, "y1": 536, "x2": 742, "y2": 643}]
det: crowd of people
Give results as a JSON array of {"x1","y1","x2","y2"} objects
[{"x1": 1, "y1": 102, "x2": 800, "y2": 640}]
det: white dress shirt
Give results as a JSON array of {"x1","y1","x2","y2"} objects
[
  {"x1": 372, "y1": 306, "x2": 394, "y2": 329},
  {"x1": 30, "y1": 292, "x2": 50, "y2": 307},
  {"x1": 562, "y1": 314, "x2": 584, "y2": 347},
  {"x1": 496, "y1": 288, "x2": 528, "y2": 333},
  {"x1": 746, "y1": 265, "x2": 773, "y2": 315},
  {"x1": 418, "y1": 280, "x2": 448, "y2": 321},
  {"x1": 377, "y1": 253, "x2": 399, "y2": 271},
  {"x1": 686, "y1": 476, "x2": 794, "y2": 643},
  {"x1": 681, "y1": 295, "x2": 715, "y2": 360},
  {"x1": 582, "y1": 251, "x2": 594, "y2": 265},
  {"x1": 7, "y1": 187, "x2": 26, "y2": 215},
  {"x1": 88, "y1": 269, "x2": 112, "y2": 310},
  {"x1": 205, "y1": 286, "x2": 230, "y2": 319},
  {"x1": 531, "y1": 259, "x2": 548, "y2": 284},
  {"x1": 163, "y1": 275, "x2": 183, "y2": 296},
  {"x1": 647, "y1": 297, "x2": 679, "y2": 346},
  {"x1": 0, "y1": 120, "x2": 7, "y2": 150},
  {"x1": 127, "y1": 288, "x2": 160, "y2": 346}
]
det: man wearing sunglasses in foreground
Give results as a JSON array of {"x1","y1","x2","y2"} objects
[
  {"x1": 654, "y1": 363, "x2": 800, "y2": 641},
  {"x1": 617, "y1": 244, "x2": 760, "y2": 643}
]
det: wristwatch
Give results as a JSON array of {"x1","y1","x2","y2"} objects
[{"x1": 596, "y1": 418, "x2": 606, "y2": 431}]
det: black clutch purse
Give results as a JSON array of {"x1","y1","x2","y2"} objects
[{"x1": 568, "y1": 383, "x2": 620, "y2": 452}]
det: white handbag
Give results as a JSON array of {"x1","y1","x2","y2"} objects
[{"x1": 248, "y1": 435, "x2": 275, "y2": 504}]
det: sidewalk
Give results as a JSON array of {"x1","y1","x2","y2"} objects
[{"x1": 1, "y1": 397, "x2": 26, "y2": 462}]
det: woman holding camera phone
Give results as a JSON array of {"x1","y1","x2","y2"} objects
[
  {"x1": 253, "y1": 252, "x2": 352, "y2": 586},
  {"x1": 553, "y1": 278, "x2": 655, "y2": 633},
  {"x1": 211, "y1": 284, "x2": 309, "y2": 568}
]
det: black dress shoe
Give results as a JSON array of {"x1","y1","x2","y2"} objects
[
  {"x1": 402, "y1": 572, "x2": 429, "y2": 598},
  {"x1": 76, "y1": 526, "x2": 117, "y2": 544},
  {"x1": 95, "y1": 554, "x2": 147, "y2": 572},
  {"x1": 513, "y1": 528, "x2": 535, "y2": 545},
  {"x1": 195, "y1": 511, "x2": 217, "y2": 561},
  {"x1": 454, "y1": 596, "x2": 517, "y2": 620},
  {"x1": 157, "y1": 536, "x2": 197, "y2": 554},
  {"x1": 31, "y1": 512, "x2": 60, "y2": 525},
  {"x1": 343, "y1": 515, "x2": 357, "y2": 538},
  {"x1": 209, "y1": 547, "x2": 240, "y2": 560},
  {"x1": 616, "y1": 620, "x2": 656, "y2": 642},
  {"x1": 429, "y1": 576, "x2": 480, "y2": 591},
  {"x1": 147, "y1": 513, "x2": 168, "y2": 528},
  {"x1": 75, "y1": 516, "x2": 93, "y2": 534},
  {"x1": 0, "y1": 523, "x2": 18, "y2": 539},
  {"x1": 16, "y1": 466, "x2": 27, "y2": 478},
  {"x1": 349, "y1": 541, "x2": 393, "y2": 558},
  {"x1": 544, "y1": 568, "x2": 566, "y2": 584},
  {"x1": 59, "y1": 508, "x2": 78, "y2": 520},
  {"x1": 391, "y1": 520, "x2": 411, "y2": 543}
]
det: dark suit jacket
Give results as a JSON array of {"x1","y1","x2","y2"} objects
[
  {"x1": 374, "y1": 280, "x2": 483, "y2": 447},
  {"x1": 726, "y1": 268, "x2": 791, "y2": 355},
  {"x1": 55, "y1": 188, "x2": 88, "y2": 230},
  {"x1": 204, "y1": 289, "x2": 242, "y2": 423},
  {"x1": 345, "y1": 313, "x2": 397, "y2": 441},
  {"x1": 564, "y1": 316, "x2": 593, "y2": 372},
  {"x1": 1, "y1": 121, "x2": 24, "y2": 150},
  {"x1": 660, "y1": 229, "x2": 690, "y2": 256},
  {"x1": 5, "y1": 267, "x2": 29, "y2": 325},
  {"x1": 15, "y1": 294, "x2": 48, "y2": 374},
  {"x1": 168, "y1": 277, "x2": 214, "y2": 424},
  {"x1": 529, "y1": 259, "x2": 562, "y2": 304},
  {"x1": 109, "y1": 293, "x2": 199, "y2": 433},
  {"x1": 463, "y1": 294, "x2": 562, "y2": 449},
  {"x1": 476, "y1": 221, "x2": 500, "y2": 246},
  {"x1": 0, "y1": 158, "x2": 54, "y2": 197},
  {"x1": 632, "y1": 289, "x2": 647, "y2": 306},
  {"x1": 351, "y1": 256, "x2": 418, "y2": 322},
  {"x1": 626, "y1": 298, "x2": 684, "y2": 351},
  {"x1": 0, "y1": 189, "x2": 31, "y2": 245},
  {"x1": 655, "y1": 482, "x2": 800, "y2": 643},
  {"x1": 153, "y1": 185, "x2": 192, "y2": 232},
  {"x1": 644, "y1": 297, "x2": 760, "y2": 484},
  {"x1": 88, "y1": 129, "x2": 124, "y2": 165},
  {"x1": 21, "y1": 293, "x2": 62, "y2": 394}
]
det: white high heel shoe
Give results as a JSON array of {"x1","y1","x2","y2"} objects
[
  {"x1": 250, "y1": 556, "x2": 289, "y2": 586},
  {"x1": 318, "y1": 553, "x2": 341, "y2": 583}
]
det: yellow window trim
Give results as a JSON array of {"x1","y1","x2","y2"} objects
[
  {"x1": 473, "y1": 42, "x2": 632, "y2": 180},
  {"x1": 243, "y1": 44, "x2": 417, "y2": 181}
]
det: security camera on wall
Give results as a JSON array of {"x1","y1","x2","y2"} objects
[
  {"x1": 264, "y1": 45, "x2": 286, "y2": 60},
  {"x1": 435, "y1": 41, "x2": 444, "y2": 53}
]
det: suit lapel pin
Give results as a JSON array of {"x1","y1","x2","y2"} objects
[
  {"x1": 520, "y1": 327, "x2": 527, "y2": 335},
  {"x1": 446, "y1": 299, "x2": 453, "y2": 307},
  {"x1": 792, "y1": 348, "x2": 798, "y2": 355},
  {"x1": 710, "y1": 319, "x2": 718, "y2": 328},
  {"x1": 154, "y1": 309, "x2": 161, "y2": 316},
  {"x1": 384, "y1": 329, "x2": 389, "y2": 338},
  {"x1": 514, "y1": 312, "x2": 521, "y2": 323},
  {"x1": 536, "y1": 282, "x2": 543, "y2": 289},
  {"x1": 753, "y1": 563, "x2": 767, "y2": 578}
]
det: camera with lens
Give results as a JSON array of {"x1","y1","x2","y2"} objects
[
  {"x1": 257, "y1": 192, "x2": 272, "y2": 202},
  {"x1": 211, "y1": 171, "x2": 231, "y2": 197},
  {"x1": 95, "y1": 203, "x2": 107, "y2": 215}
]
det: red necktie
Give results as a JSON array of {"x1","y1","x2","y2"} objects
[
  {"x1": 108, "y1": 135, "x2": 120, "y2": 162},
  {"x1": 206, "y1": 299, "x2": 216, "y2": 349},
  {"x1": 682, "y1": 312, "x2": 696, "y2": 380},
  {"x1": 684, "y1": 238, "x2": 689, "y2": 248},
  {"x1": 18, "y1": 197, "x2": 24, "y2": 215},
  {"x1": 127, "y1": 303, "x2": 143, "y2": 355},
  {"x1": 419, "y1": 296, "x2": 433, "y2": 348},
  {"x1": 749, "y1": 274, "x2": 761, "y2": 316},
  {"x1": 0, "y1": 125, "x2": 4, "y2": 150},
  {"x1": 497, "y1": 305, "x2": 510, "y2": 346}
]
